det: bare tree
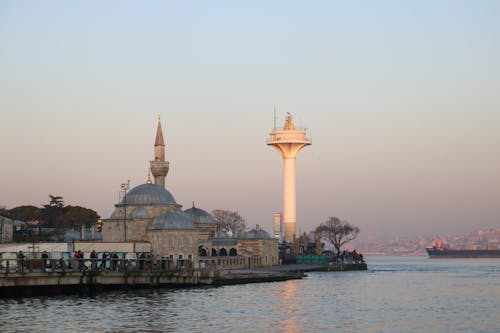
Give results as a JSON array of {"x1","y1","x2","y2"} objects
[
  {"x1": 211, "y1": 209, "x2": 246, "y2": 235},
  {"x1": 315, "y1": 217, "x2": 359, "y2": 254}
]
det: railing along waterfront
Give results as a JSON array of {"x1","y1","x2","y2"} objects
[
  {"x1": 0, "y1": 252, "x2": 194, "y2": 274},
  {"x1": 0, "y1": 252, "x2": 269, "y2": 274}
]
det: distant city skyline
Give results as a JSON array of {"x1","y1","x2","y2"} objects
[{"x1": 1, "y1": 1, "x2": 499, "y2": 239}]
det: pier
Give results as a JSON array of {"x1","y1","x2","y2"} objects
[
  {"x1": 0, "y1": 256, "x2": 302, "y2": 297},
  {"x1": 0, "y1": 255, "x2": 366, "y2": 297}
]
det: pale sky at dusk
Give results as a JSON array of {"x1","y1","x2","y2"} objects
[{"x1": 1, "y1": 1, "x2": 499, "y2": 240}]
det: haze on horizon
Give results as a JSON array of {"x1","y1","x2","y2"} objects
[{"x1": 1, "y1": 1, "x2": 499, "y2": 240}]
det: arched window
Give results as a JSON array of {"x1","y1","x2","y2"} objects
[
  {"x1": 199, "y1": 246, "x2": 208, "y2": 256},
  {"x1": 219, "y1": 248, "x2": 228, "y2": 256},
  {"x1": 229, "y1": 248, "x2": 237, "y2": 256},
  {"x1": 211, "y1": 248, "x2": 217, "y2": 257}
]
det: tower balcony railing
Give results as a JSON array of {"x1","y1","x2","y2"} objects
[{"x1": 266, "y1": 136, "x2": 312, "y2": 144}]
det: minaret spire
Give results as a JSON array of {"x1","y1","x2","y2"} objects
[
  {"x1": 155, "y1": 115, "x2": 165, "y2": 147},
  {"x1": 150, "y1": 116, "x2": 170, "y2": 188}
]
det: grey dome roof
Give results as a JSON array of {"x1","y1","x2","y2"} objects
[
  {"x1": 184, "y1": 205, "x2": 216, "y2": 225},
  {"x1": 149, "y1": 211, "x2": 196, "y2": 230},
  {"x1": 244, "y1": 229, "x2": 272, "y2": 239},
  {"x1": 130, "y1": 207, "x2": 149, "y2": 219},
  {"x1": 121, "y1": 183, "x2": 176, "y2": 206}
]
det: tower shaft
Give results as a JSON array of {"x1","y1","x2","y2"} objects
[{"x1": 283, "y1": 157, "x2": 297, "y2": 242}]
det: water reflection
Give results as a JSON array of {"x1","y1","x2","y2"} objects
[
  {"x1": 1, "y1": 258, "x2": 499, "y2": 333},
  {"x1": 278, "y1": 280, "x2": 303, "y2": 333}
]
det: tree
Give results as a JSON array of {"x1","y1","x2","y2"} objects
[
  {"x1": 45, "y1": 195, "x2": 65, "y2": 208},
  {"x1": 211, "y1": 209, "x2": 246, "y2": 235},
  {"x1": 42, "y1": 195, "x2": 66, "y2": 228},
  {"x1": 315, "y1": 217, "x2": 360, "y2": 254},
  {"x1": 0, "y1": 205, "x2": 42, "y2": 221}
]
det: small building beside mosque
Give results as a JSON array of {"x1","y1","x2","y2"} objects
[
  {"x1": 0, "y1": 216, "x2": 14, "y2": 243},
  {"x1": 102, "y1": 118, "x2": 278, "y2": 267}
]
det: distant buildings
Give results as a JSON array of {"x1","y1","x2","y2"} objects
[{"x1": 354, "y1": 229, "x2": 500, "y2": 256}]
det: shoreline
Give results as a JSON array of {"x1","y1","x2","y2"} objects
[{"x1": 0, "y1": 262, "x2": 367, "y2": 298}]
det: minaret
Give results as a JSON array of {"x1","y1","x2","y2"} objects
[
  {"x1": 267, "y1": 113, "x2": 311, "y2": 243},
  {"x1": 150, "y1": 117, "x2": 170, "y2": 188}
]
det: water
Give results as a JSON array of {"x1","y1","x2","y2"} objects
[{"x1": 1, "y1": 257, "x2": 499, "y2": 333}]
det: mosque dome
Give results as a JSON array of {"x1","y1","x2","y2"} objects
[
  {"x1": 120, "y1": 183, "x2": 176, "y2": 206},
  {"x1": 130, "y1": 207, "x2": 149, "y2": 219},
  {"x1": 244, "y1": 228, "x2": 272, "y2": 239},
  {"x1": 184, "y1": 204, "x2": 216, "y2": 225},
  {"x1": 149, "y1": 211, "x2": 196, "y2": 230}
]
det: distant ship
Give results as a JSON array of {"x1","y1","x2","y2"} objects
[{"x1": 426, "y1": 238, "x2": 500, "y2": 258}]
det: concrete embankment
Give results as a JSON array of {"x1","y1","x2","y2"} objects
[
  {"x1": 0, "y1": 262, "x2": 366, "y2": 297},
  {"x1": 216, "y1": 262, "x2": 367, "y2": 285},
  {"x1": 0, "y1": 268, "x2": 303, "y2": 297}
]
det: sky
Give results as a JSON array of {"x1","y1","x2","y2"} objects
[{"x1": 1, "y1": 1, "x2": 499, "y2": 240}]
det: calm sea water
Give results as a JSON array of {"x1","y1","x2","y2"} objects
[{"x1": 1, "y1": 256, "x2": 499, "y2": 333}]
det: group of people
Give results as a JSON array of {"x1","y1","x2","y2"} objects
[
  {"x1": 15, "y1": 250, "x2": 50, "y2": 272},
  {"x1": 71, "y1": 250, "x2": 121, "y2": 271},
  {"x1": 11, "y1": 250, "x2": 184, "y2": 273},
  {"x1": 333, "y1": 249, "x2": 364, "y2": 264}
]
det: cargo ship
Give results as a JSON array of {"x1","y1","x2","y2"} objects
[{"x1": 426, "y1": 238, "x2": 500, "y2": 258}]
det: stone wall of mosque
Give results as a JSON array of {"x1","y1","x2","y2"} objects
[
  {"x1": 102, "y1": 219, "x2": 126, "y2": 242},
  {"x1": 148, "y1": 230, "x2": 199, "y2": 260},
  {"x1": 237, "y1": 238, "x2": 279, "y2": 267}
]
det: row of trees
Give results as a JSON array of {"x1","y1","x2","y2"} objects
[
  {"x1": 0, "y1": 195, "x2": 99, "y2": 229},
  {"x1": 209, "y1": 209, "x2": 359, "y2": 253},
  {"x1": 2, "y1": 198, "x2": 358, "y2": 252}
]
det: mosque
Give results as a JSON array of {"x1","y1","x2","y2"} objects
[{"x1": 101, "y1": 118, "x2": 279, "y2": 267}]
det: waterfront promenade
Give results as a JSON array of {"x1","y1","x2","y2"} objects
[
  {"x1": 0, "y1": 256, "x2": 301, "y2": 297},
  {"x1": 0, "y1": 255, "x2": 366, "y2": 297}
]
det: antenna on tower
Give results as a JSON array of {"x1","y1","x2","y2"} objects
[{"x1": 273, "y1": 105, "x2": 277, "y2": 131}]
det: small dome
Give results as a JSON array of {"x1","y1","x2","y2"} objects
[
  {"x1": 130, "y1": 208, "x2": 149, "y2": 219},
  {"x1": 244, "y1": 229, "x2": 272, "y2": 239},
  {"x1": 149, "y1": 211, "x2": 196, "y2": 230},
  {"x1": 121, "y1": 183, "x2": 176, "y2": 206},
  {"x1": 184, "y1": 204, "x2": 216, "y2": 225}
]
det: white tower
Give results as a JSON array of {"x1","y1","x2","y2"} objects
[{"x1": 267, "y1": 113, "x2": 311, "y2": 243}]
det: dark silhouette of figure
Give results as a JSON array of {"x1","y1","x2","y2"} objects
[
  {"x1": 17, "y1": 250, "x2": 25, "y2": 272},
  {"x1": 41, "y1": 251, "x2": 49, "y2": 271},
  {"x1": 100, "y1": 252, "x2": 108, "y2": 270},
  {"x1": 111, "y1": 252, "x2": 119, "y2": 270},
  {"x1": 90, "y1": 250, "x2": 97, "y2": 270},
  {"x1": 77, "y1": 250, "x2": 85, "y2": 271}
]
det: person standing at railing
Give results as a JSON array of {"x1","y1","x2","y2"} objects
[
  {"x1": 41, "y1": 251, "x2": 49, "y2": 272},
  {"x1": 17, "y1": 250, "x2": 25, "y2": 272},
  {"x1": 139, "y1": 252, "x2": 145, "y2": 270},
  {"x1": 90, "y1": 250, "x2": 97, "y2": 271},
  {"x1": 77, "y1": 250, "x2": 85, "y2": 271},
  {"x1": 100, "y1": 252, "x2": 108, "y2": 270},
  {"x1": 111, "y1": 252, "x2": 118, "y2": 270}
]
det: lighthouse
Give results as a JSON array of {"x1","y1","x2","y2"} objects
[{"x1": 267, "y1": 113, "x2": 311, "y2": 243}]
